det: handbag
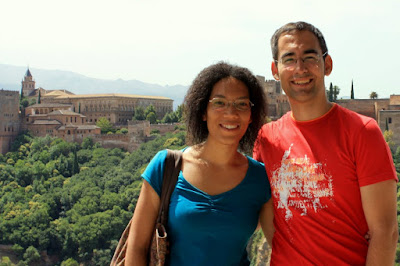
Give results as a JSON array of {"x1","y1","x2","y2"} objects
[{"x1": 110, "y1": 149, "x2": 183, "y2": 266}]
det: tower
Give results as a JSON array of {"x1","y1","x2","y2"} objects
[
  {"x1": 21, "y1": 68, "x2": 36, "y2": 96},
  {"x1": 0, "y1": 90, "x2": 20, "y2": 154}
]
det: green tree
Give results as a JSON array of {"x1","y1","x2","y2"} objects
[
  {"x1": 350, "y1": 80, "x2": 354, "y2": 99},
  {"x1": 146, "y1": 112, "x2": 157, "y2": 124},
  {"x1": 175, "y1": 104, "x2": 184, "y2": 122},
  {"x1": 328, "y1": 82, "x2": 334, "y2": 102},
  {"x1": 37, "y1": 90, "x2": 41, "y2": 104},
  {"x1": 144, "y1": 105, "x2": 156, "y2": 117},
  {"x1": 23, "y1": 246, "x2": 40, "y2": 265},
  {"x1": 333, "y1": 85, "x2": 340, "y2": 101},
  {"x1": 119, "y1": 128, "x2": 128, "y2": 134},
  {"x1": 12, "y1": 244, "x2": 24, "y2": 257},
  {"x1": 383, "y1": 130, "x2": 395, "y2": 151},
  {"x1": 0, "y1": 257, "x2": 12, "y2": 266},
  {"x1": 133, "y1": 106, "x2": 145, "y2": 121},
  {"x1": 369, "y1": 91, "x2": 378, "y2": 99},
  {"x1": 96, "y1": 117, "x2": 114, "y2": 134},
  {"x1": 0, "y1": 130, "x2": 190, "y2": 264},
  {"x1": 72, "y1": 148, "x2": 80, "y2": 175},
  {"x1": 61, "y1": 258, "x2": 79, "y2": 266},
  {"x1": 91, "y1": 249, "x2": 112, "y2": 266},
  {"x1": 81, "y1": 137, "x2": 94, "y2": 149},
  {"x1": 20, "y1": 98, "x2": 29, "y2": 108},
  {"x1": 161, "y1": 112, "x2": 172, "y2": 123},
  {"x1": 161, "y1": 110, "x2": 180, "y2": 124},
  {"x1": 10, "y1": 131, "x2": 33, "y2": 152}
]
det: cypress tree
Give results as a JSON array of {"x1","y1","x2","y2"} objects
[
  {"x1": 20, "y1": 85, "x2": 24, "y2": 100},
  {"x1": 37, "y1": 89, "x2": 41, "y2": 104},
  {"x1": 72, "y1": 147, "x2": 80, "y2": 175},
  {"x1": 329, "y1": 82, "x2": 333, "y2": 102},
  {"x1": 351, "y1": 80, "x2": 354, "y2": 99}
]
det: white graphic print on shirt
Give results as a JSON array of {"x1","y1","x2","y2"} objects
[{"x1": 271, "y1": 144, "x2": 334, "y2": 221}]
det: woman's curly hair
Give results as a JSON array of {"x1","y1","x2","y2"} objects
[{"x1": 184, "y1": 61, "x2": 267, "y2": 153}]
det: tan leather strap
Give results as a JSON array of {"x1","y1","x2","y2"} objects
[{"x1": 157, "y1": 149, "x2": 182, "y2": 226}]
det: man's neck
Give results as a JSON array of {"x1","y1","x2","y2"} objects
[{"x1": 289, "y1": 99, "x2": 333, "y2": 122}]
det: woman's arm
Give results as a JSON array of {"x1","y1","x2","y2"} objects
[
  {"x1": 125, "y1": 180, "x2": 160, "y2": 265},
  {"x1": 259, "y1": 199, "x2": 275, "y2": 247}
]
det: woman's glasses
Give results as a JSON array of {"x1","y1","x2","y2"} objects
[{"x1": 208, "y1": 98, "x2": 254, "y2": 111}]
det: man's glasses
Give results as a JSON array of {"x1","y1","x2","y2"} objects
[
  {"x1": 277, "y1": 52, "x2": 328, "y2": 69},
  {"x1": 208, "y1": 98, "x2": 254, "y2": 111}
]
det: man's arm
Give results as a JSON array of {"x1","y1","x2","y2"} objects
[{"x1": 360, "y1": 179, "x2": 398, "y2": 265}]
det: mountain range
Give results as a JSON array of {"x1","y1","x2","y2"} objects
[{"x1": 0, "y1": 64, "x2": 188, "y2": 109}]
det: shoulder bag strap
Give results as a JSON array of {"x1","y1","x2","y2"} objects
[{"x1": 157, "y1": 149, "x2": 182, "y2": 225}]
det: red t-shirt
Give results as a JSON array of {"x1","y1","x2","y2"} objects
[{"x1": 253, "y1": 104, "x2": 397, "y2": 265}]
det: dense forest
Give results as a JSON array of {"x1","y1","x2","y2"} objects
[
  {"x1": 0, "y1": 129, "x2": 399, "y2": 265},
  {"x1": 0, "y1": 129, "x2": 187, "y2": 265}
]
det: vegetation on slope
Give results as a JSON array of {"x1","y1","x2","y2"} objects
[{"x1": 0, "y1": 130, "x2": 399, "y2": 265}]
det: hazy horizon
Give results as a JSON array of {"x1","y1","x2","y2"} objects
[{"x1": 1, "y1": 0, "x2": 399, "y2": 99}]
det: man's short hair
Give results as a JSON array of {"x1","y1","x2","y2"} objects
[{"x1": 271, "y1": 21, "x2": 328, "y2": 61}]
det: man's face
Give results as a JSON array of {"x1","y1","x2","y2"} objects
[{"x1": 271, "y1": 30, "x2": 332, "y2": 104}]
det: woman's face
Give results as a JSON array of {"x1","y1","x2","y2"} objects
[{"x1": 203, "y1": 77, "x2": 252, "y2": 147}]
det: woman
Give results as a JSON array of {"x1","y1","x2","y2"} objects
[{"x1": 125, "y1": 62, "x2": 271, "y2": 265}]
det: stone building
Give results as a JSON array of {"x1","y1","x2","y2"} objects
[
  {"x1": 42, "y1": 93, "x2": 173, "y2": 125},
  {"x1": 21, "y1": 69, "x2": 36, "y2": 97},
  {"x1": 0, "y1": 90, "x2": 20, "y2": 154},
  {"x1": 0, "y1": 69, "x2": 175, "y2": 154},
  {"x1": 335, "y1": 98, "x2": 390, "y2": 120},
  {"x1": 22, "y1": 106, "x2": 101, "y2": 141},
  {"x1": 378, "y1": 95, "x2": 400, "y2": 150},
  {"x1": 256, "y1": 76, "x2": 290, "y2": 120},
  {"x1": 4, "y1": 68, "x2": 399, "y2": 154},
  {"x1": 21, "y1": 69, "x2": 174, "y2": 125},
  {"x1": 336, "y1": 95, "x2": 400, "y2": 150}
]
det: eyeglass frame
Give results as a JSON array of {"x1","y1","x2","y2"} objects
[
  {"x1": 275, "y1": 51, "x2": 328, "y2": 68},
  {"x1": 208, "y1": 97, "x2": 254, "y2": 111}
]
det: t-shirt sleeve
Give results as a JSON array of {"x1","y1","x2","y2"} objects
[
  {"x1": 355, "y1": 119, "x2": 398, "y2": 186},
  {"x1": 253, "y1": 127, "x2": 265, "y2": 162},
  {"x1": 141, "y1": 149, "x2": 168, "y2": 196},
  {"x1": 251, "y1": 158, "x2": 272, "y2": 203}
]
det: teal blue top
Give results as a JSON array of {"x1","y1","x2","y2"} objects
[{"x1": 142, "y1": 149, "x2": 271, "y2": 266}]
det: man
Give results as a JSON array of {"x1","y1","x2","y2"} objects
[{"x1": 255, "y1": 21, "x2": 398, "y2": 265}]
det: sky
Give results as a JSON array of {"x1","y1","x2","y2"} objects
[{"x1": 1, "y1": 0, "x2": 399, "y2": 99}]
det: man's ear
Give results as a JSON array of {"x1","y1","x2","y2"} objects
[
  {"x1": 324, "y1": 54, "x2": 333, "y2": 76},
  {"x1": 271, "y1": 61, "x2": 280, "y2": 80}
]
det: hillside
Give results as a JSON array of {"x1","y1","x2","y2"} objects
[
  {"x1": 0, "y1": 131, "x2": 399, "y2": 265},
  {"x1": 0, "y1": 131, "x2": 187, "y2": 264}
]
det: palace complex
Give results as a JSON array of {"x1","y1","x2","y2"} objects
[{"x1": 0, "y1": 69, "x2": 399, "y2": 154}]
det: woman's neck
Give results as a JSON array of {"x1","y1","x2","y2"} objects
[{"x1": 192, "y1": 141, "x2": 240, "y2": 166}]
